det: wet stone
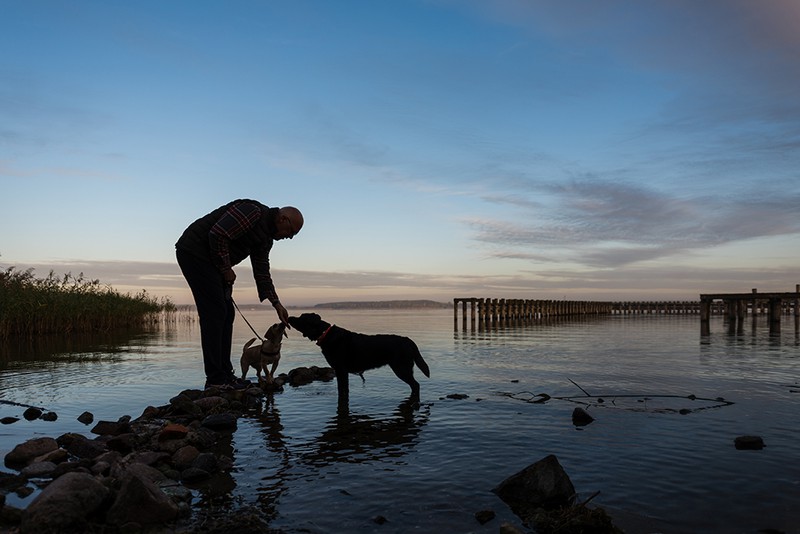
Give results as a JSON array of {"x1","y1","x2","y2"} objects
[
  {"x1": 77, "y1": 411, "x2": 94, "y2": 425},
  {"x1": 23, "y1": 407, "x2": 43, "y2": 421}
]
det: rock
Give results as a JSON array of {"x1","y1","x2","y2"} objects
[
  {"x1": 106, "y1": 469, "x2": 179, "y2": 527},
  {"x1": 23, "y1": 407, "x2": 42, "y2": 421},
  {"x1": 35, "y1": 447, "x2": 69, "y2": 464},
  {"x1": 40, "y1": 412, "x2": 58, "y2": 421},
  {"x1": 1, "y1": 417, "x2": 19, "y2": 424},
  {"x1": 191, "y1": 452, "x2": 218, "y2": 473},
  {"x1": 20, "y1": 471, "x2": 110, "y2": 533},
  {"x1": 499, "y1": 522, "x2": 526, "y2": 534},
  {"x1": 5, "y1": 437, "x2": 59, "y2": 469},
  {"x1": 128, "y1": 450, "x2": 171, "y2": 467},
  {"x1": 57, "y1": 432, "x2": 108, "y2": 459},
  {"x1": 0, "y1": 471, "x2": 28, "y2": 494},
  {"x1": 181, "y1": 467, "x2": 211, "y2": 483},
  {"x1": 572, "y1": 407, "x2": 595, "y2": 426},
  {"x1": 475, "y1": 509, "x2": 496, "y2": 524},
  {"x1": 91, "y1": 419, "x2": 131, "y2": 436},
  {"x1": 734, "y1": 435, "x2": 765, "y2": 450},
  {"x1": 446, "y1": 393, "x2": 469, "y2": 400},
  {"x1": 77, "y1": 411, "x2": 94, "y2": 424},
  {"x1": 201, "y1": 413, "x2": 237, "y2": 432},
  {"x1": 106, "y1": 433, "x2": 137, "y2": 454},
  {"x1": 21, "y1": 461, "x2": 57, "y2": 479},
  {"x1": 169, "y1": 394, "x2": 204, "y2": 416},
  {"x1": 172, "y1": 445, "x2": 200, "y2": 470},
  {"x1": 493, "y1": 455, "x2": 576, "y2": 522},
  {"x1": 50, "y1": 460, "x2": 87, "y2": 478},
  {"x1": 194, "y1": 395, "x2": 229, "y2": 412},
  {"x1": 288, "y1": 366, "x2": 316, "y2": 385},
  {"x1": 138, "y1": 405, "x2": 161, "y2": 420},
  {"x1": 159, "y1": 423, "x2": 189, "y2": 441},
  {"x1": 188, "y1": 427, "x2": 219, "y2": 450}
]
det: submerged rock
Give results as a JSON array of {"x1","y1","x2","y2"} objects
[
  {"x1": 571, "y1": 407, "x2": 595, "y2": 426},
  {"x1": 494, "y1": 455, "x2": 624, "y2": 533},
  {"x1": 493, "y1": 454, "x2": 576, "y2": 518},
  {"x1": 734, "y1": 435, "x2": 765, "y2": 450},
  {"x1": 77, "y1": 411, "x2": 94, "y2": 425}
]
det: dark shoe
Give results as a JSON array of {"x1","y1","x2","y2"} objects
[{"x1": 232, "y1": 377, "x2": 252, "y2": 387}]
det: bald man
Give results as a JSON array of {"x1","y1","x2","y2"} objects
[{"x1": 176, "y1": 199, "x2": 304, "y2": 389}]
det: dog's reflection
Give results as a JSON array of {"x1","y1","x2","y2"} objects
[{"x1": 299, "y1": 398, "x2": 430, "y2": 467}]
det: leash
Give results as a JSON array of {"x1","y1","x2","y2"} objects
[{"x1": 231, "y1": 296, "x2": 264, "y2": 342}]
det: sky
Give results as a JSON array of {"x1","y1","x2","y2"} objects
[{"x1": 1, "y1": 0, "x2": 799, "y2": 306}]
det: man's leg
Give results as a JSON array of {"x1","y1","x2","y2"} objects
[{"x1": 177, "y1": 249, "x2": 233, "y2": 385}]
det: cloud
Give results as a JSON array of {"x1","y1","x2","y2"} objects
[{"x1": 468, "y1": 177, "x2": 800, "y2": 268}]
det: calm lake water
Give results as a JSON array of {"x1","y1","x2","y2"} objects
[{"x1": 1, "y1": 308, "x2": 799, "y2": 534}]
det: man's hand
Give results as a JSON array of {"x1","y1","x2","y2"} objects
[
  {"x1": 223, "y1": 269, "x2": 236, "y2": 285},
  {"x1": 274, "y1": 302, "x2": 290, "y2": 328}
]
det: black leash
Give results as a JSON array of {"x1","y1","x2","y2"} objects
[{"x1": 231, "y1": 296, "x2": 264, "y2": 342}]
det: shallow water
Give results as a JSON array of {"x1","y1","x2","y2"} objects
[{"x1": 1, "y1": 309, "x2": 799, "y2": 533}]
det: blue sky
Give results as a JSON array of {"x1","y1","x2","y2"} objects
[{"x1": 2, "y1": 0, "x2": 799, "y2": 306}]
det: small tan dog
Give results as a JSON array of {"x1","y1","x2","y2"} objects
[{"x1": 240, "y1": 322, "x2": 287, "y2": 384}]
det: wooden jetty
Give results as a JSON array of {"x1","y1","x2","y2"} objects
[
  {"x1": 700, "y1": 286, "x2": 800, "y2": 335},
  {"x1": 454, "y1": 288, "x2": 800, "y2": 334}
]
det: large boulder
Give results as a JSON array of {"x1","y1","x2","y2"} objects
[
  {"x1": 493, "y1": 454, "x2": 576, "y2": 523},
  {"x1": 4, "y1": 437, "x2": 59, "y2": 469},
  {"x1": 105, "y1": 466, "x2": 179, "y2": 527},
  {"x1": 21, "y1": 471, "x2": 110, "y2": 533}
]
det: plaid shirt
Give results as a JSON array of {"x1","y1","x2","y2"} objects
[{"x1": 208, "y1": 200, "x2": 280, "y2": 305}]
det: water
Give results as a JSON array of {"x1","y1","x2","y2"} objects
[{"x1": 1, "y1": 309, "x2": 799, "y2": 533}]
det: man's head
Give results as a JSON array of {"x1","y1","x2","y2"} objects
[{"x1": 274, "y1": 206, "x2": 304, "y2": 240}]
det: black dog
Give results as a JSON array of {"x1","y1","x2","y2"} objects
[{"x1": 288, "y1": 313, "x2": 430, "y2": 403}]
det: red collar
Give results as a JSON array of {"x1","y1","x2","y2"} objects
[{"x1": 316, "y1": 325, "x2": 333, "y2": 346}]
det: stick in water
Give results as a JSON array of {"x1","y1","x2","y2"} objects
[{"x1": 568, "y1": 378, "x2": 591, "y2": 396}]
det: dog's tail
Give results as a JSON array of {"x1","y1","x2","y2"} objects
[
  {"x1": 243, "y1": 337, "x2": 257, "y2": 351},
  {"x1": 412, "y1": 344, "x2": 430, "y2": 378}
]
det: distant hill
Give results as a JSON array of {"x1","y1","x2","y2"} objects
[{"x1": 312, "y1": 300, "x2": 450, "y2": 310}]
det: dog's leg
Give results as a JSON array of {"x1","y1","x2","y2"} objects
[
  {"x1": 241, "y1": 357, "x2": 248, "y2": 380},
  {"x1": 267, "y1": 360, "x2": 279, "y2": 384},
  {"x1": 335, "y1": 369, "x2": 349, "y2": 406},
  {"x1": 389, "y1": 362, "x2": 421, "y2": 401}
]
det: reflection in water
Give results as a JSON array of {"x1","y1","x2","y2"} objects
[
  {"x1": 0, "y1": 330, "x2": 146, "y2": 367},
  {"x1": 253, "y1": 395, "x2": 290, "y2": 524},
  {"x1": 0, "y1": 318, "x2": 182, "y2": 368},
  {"x1": 297, "y1": 399, "x2": 430, "y2": 468}
]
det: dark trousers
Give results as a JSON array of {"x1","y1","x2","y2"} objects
[{"x1": 176, "y1": 248, "x2": 235, "y2": 385}]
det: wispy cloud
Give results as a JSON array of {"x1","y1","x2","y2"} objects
[{"x1": 468, "y1": 177, "x2": 800, "y2": 268}]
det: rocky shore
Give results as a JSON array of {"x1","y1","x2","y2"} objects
[
  {"x1": 1, "y1": 365, "x2": 628, "y2": 534},
  {"x1": 0, "y1": 366, "x2": 336, "y2": 533}
]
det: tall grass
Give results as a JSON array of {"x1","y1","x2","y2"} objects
[{"x1": 0, "y1": 266, "x2": 176, "y2": 338}]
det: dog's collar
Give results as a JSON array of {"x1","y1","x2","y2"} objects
[
  {"x1": 260, "y1": 349, "x2": 280, "y2": 356},
  {"x1": 316, "y1": 325, "x2": 333, "y2": 346}
]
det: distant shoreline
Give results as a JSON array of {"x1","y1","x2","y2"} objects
[{"x1": 176, "y1": 300, "x2": 452, "y2": 311}]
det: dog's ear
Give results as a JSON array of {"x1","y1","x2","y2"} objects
[{"x1": 311, "y1": 313, "x2": 321, "y2": 320}]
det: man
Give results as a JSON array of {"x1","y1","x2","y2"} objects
[{"x1": 176, "y1": 199, "x2": 303, "y2": 389}]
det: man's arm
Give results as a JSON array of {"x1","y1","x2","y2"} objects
[{"x1": 251, "y1": 248, "x2": 289, "y2": 325}]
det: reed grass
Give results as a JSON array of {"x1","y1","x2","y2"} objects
[{"x1": 0, "y1": 266, "x2": 176, "y2": 338}]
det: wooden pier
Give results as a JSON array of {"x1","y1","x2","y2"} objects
[
  {"x1": 700, "y1": 286, "x2": 800, "y2": 335},
  {"x1": 454, "y1": 288, "x2": 800, "y2": 333},
  {"x1": 452, "y1": 298, "x2": 612, "y2": 330}
]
